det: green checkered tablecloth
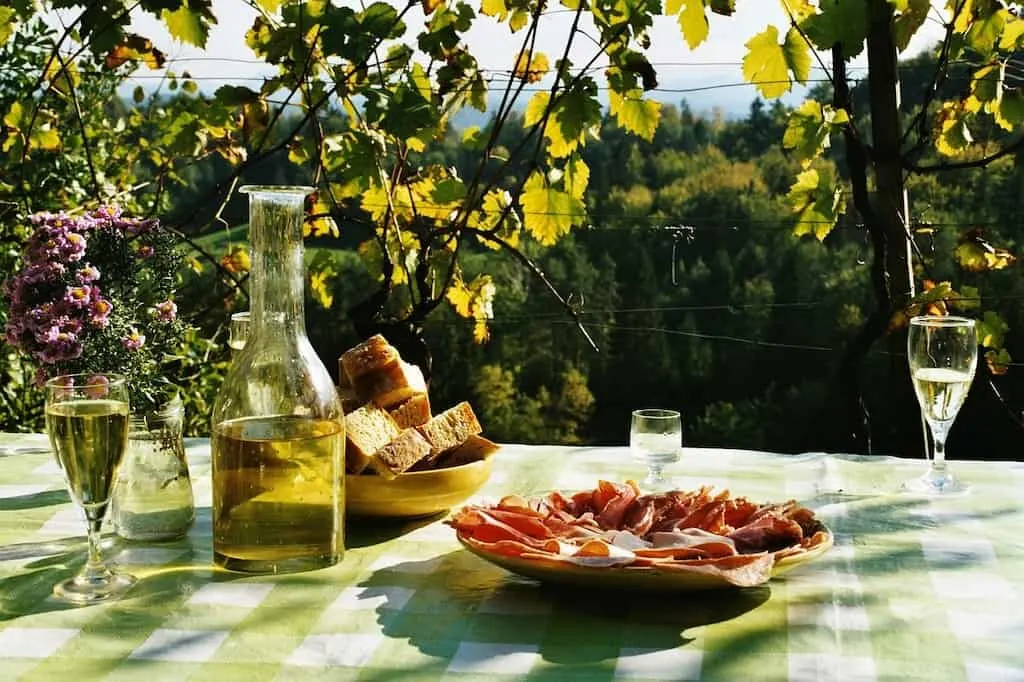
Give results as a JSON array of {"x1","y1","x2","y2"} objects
[{"x1": 1, "y1": 433, "x2": 1022, "y2": 681}]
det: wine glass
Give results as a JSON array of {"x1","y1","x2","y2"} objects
[
  {"x1": 229, "y1": 311, "x2": 250, "y2": 358},
  {"x1": 904, "y1": 316, "x2": 977, "y2": 495},
  {"x1": 630, "y1": 408, "x2": 682, "y2": 491},
  {"x1": 45, "y1": 372, "x2": 136, "y2": 603}
]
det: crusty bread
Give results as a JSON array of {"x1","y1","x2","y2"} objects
[
  {"x1": 390, "y1": 393, "x2": 432, "y2": 429},
  {"x1": 416, "y1": 401, "x2": 482, "y2": 464},
  {"x1": 344, "y1": 403, "x2": 400, "y2": 474},
  {"x1": 416, "y1": 434, "x2": 499, "y2": 471},
  {"x1": 355, "y1": 361, "x2": 428, "y2": 409},
  {"x1": 341, "y1": 334, "x2": 401, "y2": 382},
  {"x1": 367, "y1": 427, "x2": 432, "y2": 479}
]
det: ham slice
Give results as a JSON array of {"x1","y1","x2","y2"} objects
[{"x1": 447, "y1": 480, "x2": 829, "y2": 589}]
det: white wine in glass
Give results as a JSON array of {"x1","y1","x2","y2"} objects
[
  {"x1": 630, "y1": 408, "x2": 682, "y2": 491},
  {"x1": 904, "y1": 316, "x2": 977, "y2": 495},
  {"x1": 45, "y1": 373, "x2": 136, "y2": 603}
]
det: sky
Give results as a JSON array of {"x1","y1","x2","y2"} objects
[{"x1": 128, "y1": 0, "x2": 947, "y2": 115}]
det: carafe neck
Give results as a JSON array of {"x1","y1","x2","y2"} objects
[{"x1": 244, "y1": 187, "x2": 313, "y2": 338}]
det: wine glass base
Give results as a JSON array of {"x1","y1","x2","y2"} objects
[
  {"x1": 54, "y1": 571, "x2": 136, "y2": 605},
  {"x1": 642, "y1": 472, "x2": 676, "y2": 493},
  {"x1": 900, "y1": 470, "x2": 970, "y2": 497}
]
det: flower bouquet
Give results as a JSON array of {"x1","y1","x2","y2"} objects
[{"x1": 3, "y1": 206, "x2": 187, "y2": 412}]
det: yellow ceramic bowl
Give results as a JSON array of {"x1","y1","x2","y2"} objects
[{"x1": 345, "y1": 457, "x2": 493, "y2": 517}]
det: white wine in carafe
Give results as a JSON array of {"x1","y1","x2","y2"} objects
[{"x1": 213, "y1": 415, "x2": 344, "y2": 573}]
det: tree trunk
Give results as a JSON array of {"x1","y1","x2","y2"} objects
[
  {"x1": 866, "y1": 0, "x2": 914, "y2": 307},
  {"x1": 863, "y1": 0, "x2": 917, "y2": 453},
  {"x1": 822, "y1": 1, "x2": 918, "y2": 455}
]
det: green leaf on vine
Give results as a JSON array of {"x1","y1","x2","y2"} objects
[
  {"x1": 162, "y1": 3, "x2": 216, "y2": 48},
  {"x1": 565, "y1": 155, "x2": 590, "y2": 200},
  {"x1": 520, "y1": 172, "x2": 585, "y2": 246},
  {"x1": 509, "y1": 8, "x2": 529, "y2": 32},
  {"x1": 787, "y1": 167, "x2": 843, "y2": 241},
  {"x1": 709, "y1": 0, "x2": 735, "y2": 16},
  {"x1": 305, "y1": 196, "x2": 339, "y2": 238},
  {"x1": 0, "y1": 8, "x2": 17, "y2": 45},
  {"x1": 801, "y1": 0, "x2": 867, "y2": 58},
  {"x1": 608, "y1": 89, "x2": 661, "y2": 141},
  {"x1": 966, "y1": 7, "x2": 1007, "y2": 55},
  {"x1": 783, "y1": 101, "x2": 848, "y2": 165},
  {"x1": 996, "y1": 91, "x2": 1024, "y2": 131},
  {"x1": 892, "y1": 0, "x2": 930, "y2": 51},
  {"x1": 480, "y1": 0, "x2": 508, "y2": 21},
  {"x1": 999, "y1": 15, "x2": 1024, "y2": 49},
  {"x1": 955, "y1": 284, "x2": 981, "y2": 311},
  {"x1": 779, "y1": 0, "x2": 814, "y2": 21},
  {"x1": 934, "y1": 102, "x2": 973, "y2": 156},
  {"x1": 977, "y1": 310, "x2": 1009, "y2": 349},
  {"x1": 215, "y1": 85, "x2": 260, "y2": 105},
  {"x1": 666, "y1": 0, "x2": 709, "y2": 50},
  {"x1": 743, "y1": 26, "x2": 795, "y2": 99},
  {"x1": 955, "y1": 229, "x2": 1018, "y2": 272},
  {"x1": 965, "y1": 62, "x2": 1005, "y2": 120},
  {"x1": 254, "y1": 0, "x2": 283, "y2": 13},
  {"x1": 782, "y1": 27, "x2": 811, "y2": 85}
]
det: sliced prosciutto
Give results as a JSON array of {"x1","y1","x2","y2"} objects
[{"x1": 447, "y1": 481, "x2": 830, "y2": 588}]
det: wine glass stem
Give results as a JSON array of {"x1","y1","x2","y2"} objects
[
  {"x1": 83, "y1": 514, "x2": 108, "y2": 579},
  {"x1": 929, "y1": 421, "x2": 951, "y2": 476}
]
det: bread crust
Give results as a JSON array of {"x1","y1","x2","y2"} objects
[
  {"x1": 344, "y1": 403, "x2": 400, "y2": 474},
  {"x1": 416, "y1": 401, "x2": 482, "y2": 463},
  {"x1": 368, "y1": 428, "x2": 433, "y2": 479},
  {"x1": 341, "y1": 334, "x2": 401, "y2": 382},
  {"x1": 390, "y1": 394, "x2": 432, "y2": 429}
]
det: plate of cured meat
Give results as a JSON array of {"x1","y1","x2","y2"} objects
[{"x1": 446, "y1": 480, "x2": 833, "y2": 590}]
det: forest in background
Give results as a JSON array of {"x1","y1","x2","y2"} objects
[
  {"x1": 4, "y1": 0, "x2": 1024, "y2": 461},
  {"x1": 171, "y1": 86, "x2": 1024, "y2": 459}
]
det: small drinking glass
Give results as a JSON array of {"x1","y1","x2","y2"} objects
[
  {"x1": 630, "y1": 408, "x2": 682, "y2": 491},
  {"x1": 904, "y1": 315, "x2": 977, "y2": 495},
  {"x1": 45, "y1": 373, "x2": 136, "y2": 603},
  {"x1": 229, "y1": 311, "x2": 250, "y2": 358}
]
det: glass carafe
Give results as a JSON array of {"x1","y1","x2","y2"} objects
[{"x1": 211, "y1": 186, "x2": 345, "y2": 574}]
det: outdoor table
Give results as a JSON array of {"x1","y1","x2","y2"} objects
[{"x1": 1, "y1": 432, "x2": 1022, "y2": 681}]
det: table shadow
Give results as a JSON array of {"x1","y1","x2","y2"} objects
[
  {"x1": 362, "y1": 551, "x2": 771, "y2": 665},
  {"x1": 345, "y1": 512, "x2": 446, "y2": 549},
  {"x1": 0, "y1": 488, "x2": 70, "y2": 511}
]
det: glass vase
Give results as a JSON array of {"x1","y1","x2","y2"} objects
[
  {"x1": 111, "y1": 391, "x2": 195, "y2": 541},
  {"x1": 210, "y1": 185, "x2": 345, "y2": 575}
]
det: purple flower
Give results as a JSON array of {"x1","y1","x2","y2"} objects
[
  {"x1": 88, "y1": 297, "x2": 113, "y2": 328},
  {"x1": 63, "y1": 285, "x2": 94, "y2": 308},
  {"x1": 21, "y1": 262, "x2": 65, "y2": 285},
  {"x1": 59, "y1": 232, "x2": 87, "y2": 262},
  {"x1": 155, "y1": 299, "x2": 177, "y2": 323},
  {"x1": 76, "y1": 264, "x2": 100, "y2": 283},
  {"x1": 122, "y1": 329, "x2": 145, "y2": 351},
  {"x1": 39, "y1": 331, "x2": 83, "y2": 364}
]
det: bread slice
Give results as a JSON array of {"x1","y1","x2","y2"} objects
[
  {"x1": 367, "y1": 427, "x2": 432, "y2": 479},
  {"x1": 340, "y1": 334, "x2": 400, "y2": 383},
  {"x1": 355, "y1": 361, "x2": 428, "y2": 409},
  {"x1": 343, "y1": 403, "x2": 400, "y2": 474},
  {"x1": 390, "y1": 393, "x2": 432, "y2": 429},
  {"x1": 416, "y1": 401, "x2": 482, "y2": 464},
  {"x1": 418, "y1": 434, "x2": 499, "y2": 471}
]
